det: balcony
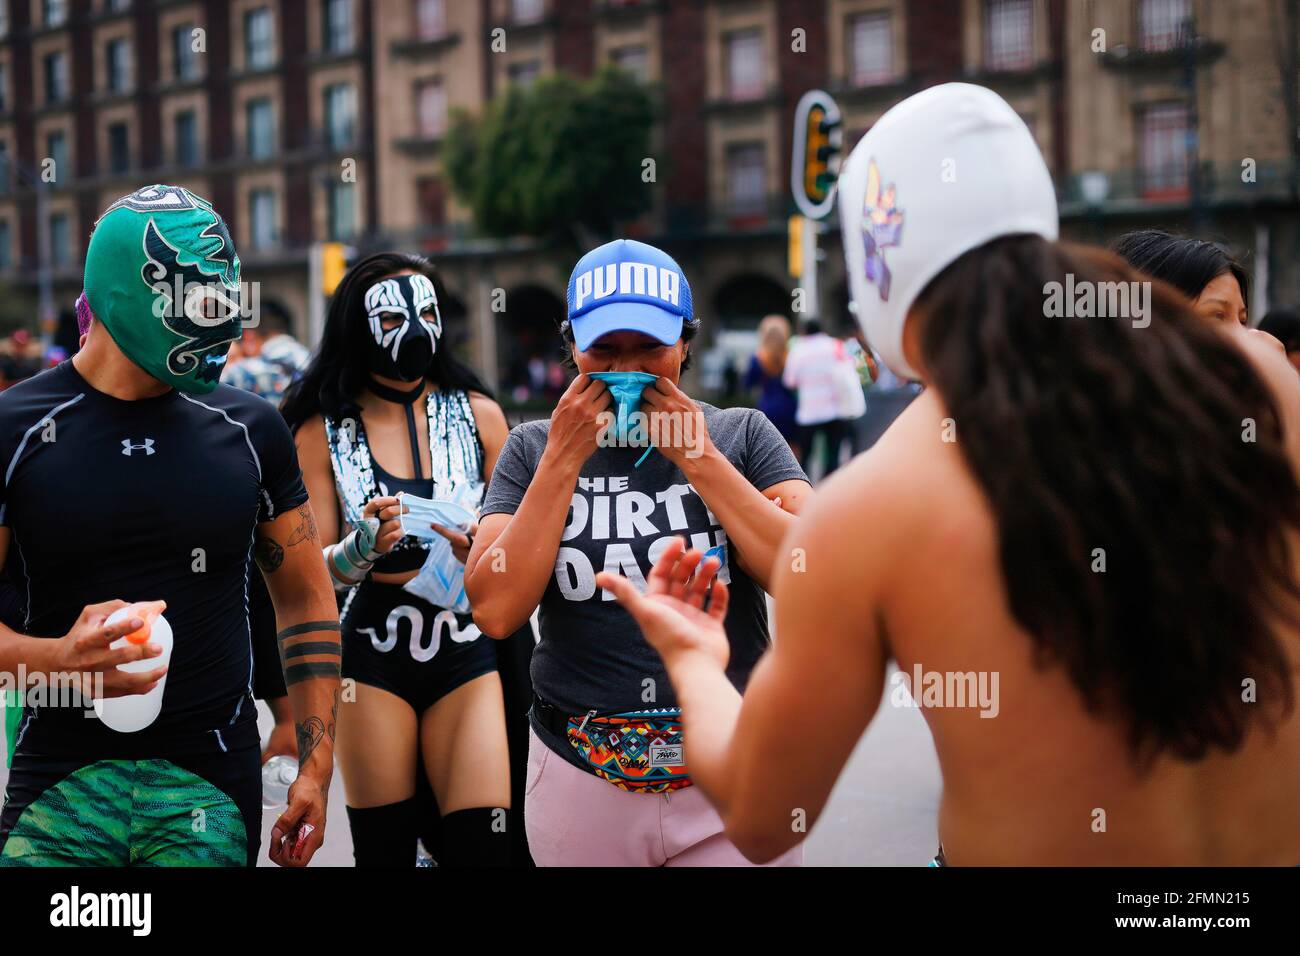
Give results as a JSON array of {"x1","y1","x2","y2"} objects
[
  {"x1": 702, "y1": 86, "x2": 783, "y2": 115},
  {"x1": 665, "y1": 193, "x2": 790, "y2": 237},
  {"x1": 593, "y1": 0, "x2": 665, "y2": 23},
  {"x1": 1059, "y1": 161, "x2": 1299, "y2": 218},
  {"x1": 391, "y1": 32, "x2": 462, "y2": 59},
  {"x1": 394, "y1": 133, "x2": 445, "y2": 157},
  {"x1": 1100, "y1": 38, "x2": 1225, "y2": 73}
]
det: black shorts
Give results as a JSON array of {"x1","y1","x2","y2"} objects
[
  {"x1": 341, "y1": 582, "x2": 498, "y2": 714},
  {"x1": 0, "y1": 744, "x2": 261, "y2": 867}
]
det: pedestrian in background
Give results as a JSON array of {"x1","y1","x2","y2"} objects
[
  {"x1": 222, "y1": 300, "x2": 312, "y2": 404},
  {"x1": 782, "y1": 319, "x2": 859, "y2": 480},
  {"x1": 744, "y1": 314, "x2": 800, "y2": 459}
]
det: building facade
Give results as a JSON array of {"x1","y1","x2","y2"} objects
[{"x1": 0, "y1": 0, "x2": 1296, "y2": 395}]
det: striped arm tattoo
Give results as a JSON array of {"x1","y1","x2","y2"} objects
[{"x1": 277, "y1": 620, "x2": 342, "y2": 686}]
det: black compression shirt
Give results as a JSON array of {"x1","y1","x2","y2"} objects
[{"x1": 0, "y1": 361, "x2": 308, "y2": 758}]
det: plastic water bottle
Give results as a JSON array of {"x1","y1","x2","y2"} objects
[
  {"x1": 262, "y1": 755, "x2": 298, "y2": 809},
  {"x1": 94, "y1": 604, "x2": 174, "y2": 733}
]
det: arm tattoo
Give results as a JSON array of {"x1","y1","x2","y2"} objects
[
  {"x1": 278, "y1": 620, "x2": 341, "y2": 686},
  {"x1": 284, "y1": 661, "x2": 340, "y2": 683},
  {"x1": 253, "y1": 533, "x2": 284, "y2": 572},
  {"x1": 296, "y1": 716, "x2": 326, "y2": 767},
  {"x1": 285, "y1": 504, "x2": 319, "y2": 549},
  {"x1": 277, "y1": 621, "x2": 341, "y2": 641},
  {"x1": 328, "y1": 687, "x2": 340, "y2": 745}
]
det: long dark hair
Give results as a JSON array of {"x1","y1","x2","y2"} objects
[
  {"x1": 280, "y1": 252, "x2": 492, "y2": 430},
  {"x1": 914, "y1": 235, "x2": 1299, "y2": 763},
  {"x1": 1112, "y1": 229, "x2": 1249, "y2": 310}
]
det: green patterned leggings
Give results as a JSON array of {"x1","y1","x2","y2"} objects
[{"x1": 0, "y1": 750, "x2": 259, "y2": 867}]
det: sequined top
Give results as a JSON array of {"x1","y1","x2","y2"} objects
[{"x1": 324, "y1": 388, "x2": 485, "y2": 575}]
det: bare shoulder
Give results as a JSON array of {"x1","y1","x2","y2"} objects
[
  {"x1": 467, "y1": 391, "x2": 508, "y2": 428},
  {"x1": 1233, "y1": 326, "x2": 1300, "y2": 459},
  {"x1": 1236, "y1": 327, "x2": 1299, "y2": 400},
  {"x1": 294, "y1": 414, "x2": 329, "y2": 461}
]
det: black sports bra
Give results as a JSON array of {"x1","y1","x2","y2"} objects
[{"x1": 366, "y1": 442, "x2": 435, "y2": 575}]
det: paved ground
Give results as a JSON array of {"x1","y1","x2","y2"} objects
[
  {"x1": 261, "y1": 662, "x2": 944, "y2": 867},
  {"x1": 0, "y1": 677, "x2": 941, "y2": 867}
]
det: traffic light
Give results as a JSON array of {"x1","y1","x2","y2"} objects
[
  {"x1": 321, "y1": 242, "x2": 348, "y2": 297},
  {"x1": 791, "y1": 90, "x2": 843, "y2": 220},
  {"x1": 804, "y1": 105, "x2": 841, "y2": 204},
  {"x1": 788, "y1": 215, "x2": 804, "y2": 278}
]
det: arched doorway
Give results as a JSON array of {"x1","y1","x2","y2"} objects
[
  {"x1": 711, "y1": 274, "x2": 791, "y2": 331},
  {"x1": 497, "y1": 284, "x2": 567, "y2": 404}
]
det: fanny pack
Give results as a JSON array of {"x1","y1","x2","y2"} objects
[{"x1": 533, "y1": 695, "x2": 691, "y2": 794}]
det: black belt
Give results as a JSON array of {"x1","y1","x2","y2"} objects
[
  {"x1": 531, "y1": 694, "x2": 574, "y2": 738},
  {"x1": 531, "y1": 693, "x2": 605, "y2": 739}
]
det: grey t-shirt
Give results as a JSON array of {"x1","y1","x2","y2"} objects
[{"x1": 481, "y1": 401, "x2": 807, "y2": 767}]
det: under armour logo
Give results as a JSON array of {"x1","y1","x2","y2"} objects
[{"x1": 121, "y1": 439, "x2": 156, "y2": 456}]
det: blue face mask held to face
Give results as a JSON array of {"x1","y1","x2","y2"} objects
[
  {"x1": 588, "y1": 371, "x2": 658, "y2": 441},
  {"x1": 588, "y1": 371, "x2": 659, "y2": 465}
]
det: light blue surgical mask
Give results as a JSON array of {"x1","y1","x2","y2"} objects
[
  {"x1": 398, "y1": 494, "x2": 475, "y2": 540},
  {"x1": 589, "y1": 371, "x2": 658, "y2": 443}
]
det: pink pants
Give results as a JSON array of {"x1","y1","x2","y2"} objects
[{"x1": 524, "y1": 729, "x2": 804, "y2": 867}]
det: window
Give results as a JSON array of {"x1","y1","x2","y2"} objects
[
  {"x1": 106, "y1": 38, "x2": 132, "y2": 93},
  {"x1": 105, "y1": 0, "x2": 130, "y2": 12},
  {"x1": 849, "y1": 12, "x2": 892, "y2": 86},
  {"x1": 108, "y1": 121, "x2": 130, "y2": 173},
  {"x1": 323, "y1": 0, "x2": 352, "y2": 54},
  {"x1": 46, "y1": 130, "x2": 68, "y2": 182},
  {"x1": 174, "y1": 110, "x2": 198, "y2": 166},
  {"x1": 416, "y1": 0, "x2": 446, "y2": 40},
  {"x1": 610, "y1": 45, "x2": 648, "y2": 82},
  {"x1": 246, "y1": 98, "x2": 275, "y2": 159},
  {"x1": 416, "y1": 80, "x2": 446, "y2": 138},
  {"x1": 0, "y1": 3, "x2": 8, "y2": 39},
  {"x1": 0, "y1": 220, "x2": 10, "y2": 271},
  {"x1": 245, "y1": 7, "x2": 275, "y2": 69},
  {"x1": 510, "y1": 0, "x2": 544, "y2": 25},
  {"x1": 43, "y1": 0, "x2": 67, "y2": 28},
  {"x1": 986, "y1": 0, "x2": 1033, "y2": 71},
  {"x1": 328, "y1": 181, "x2": 356, "y2": 240},
  {"x1": 49, "y1": 212, "x2": 70, "y2": 267},
  {"x1": 416, "y1": 175, "x2": 445, "y2": 227},
  {"x1": 44, "y1": 51, "x2": 68, "y2": 103},
  {"x1": 324, "y1": 83, "x2": 356, "y2": 148},
  {"x1": 174, "y1": 24, "x2": 198, "y2": 81},
  {"x1": 1139, "y1": 0, "x2": 1190, "y2": 52},
  {"x1": 249, "y1": 188, "x2": 277, "y2": 249},
  {"x1": 1140, "y1": 102, "x2": 1190, "y2": 196},
  {"x1": 508, "y1": 60, "x2": 541, "y2": 87},
  {"x1": 726, "y1": 142, "x2": 766, "y2": 212},
  {"x1": 725, "y1": 29, "x2": 764, "y2": 101}
]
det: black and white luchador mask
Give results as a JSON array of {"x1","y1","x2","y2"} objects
[{"x1": 363, "y1": 273, "x2": 443, "y2": 381}]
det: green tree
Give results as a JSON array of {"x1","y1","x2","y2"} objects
[{"x1": 446, "y1": 66, "x2": 657, "y2": 247}]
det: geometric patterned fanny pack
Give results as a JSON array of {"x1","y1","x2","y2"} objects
[{"x1": 564, "y1": 708, "x2": 692, "y2": 794}]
